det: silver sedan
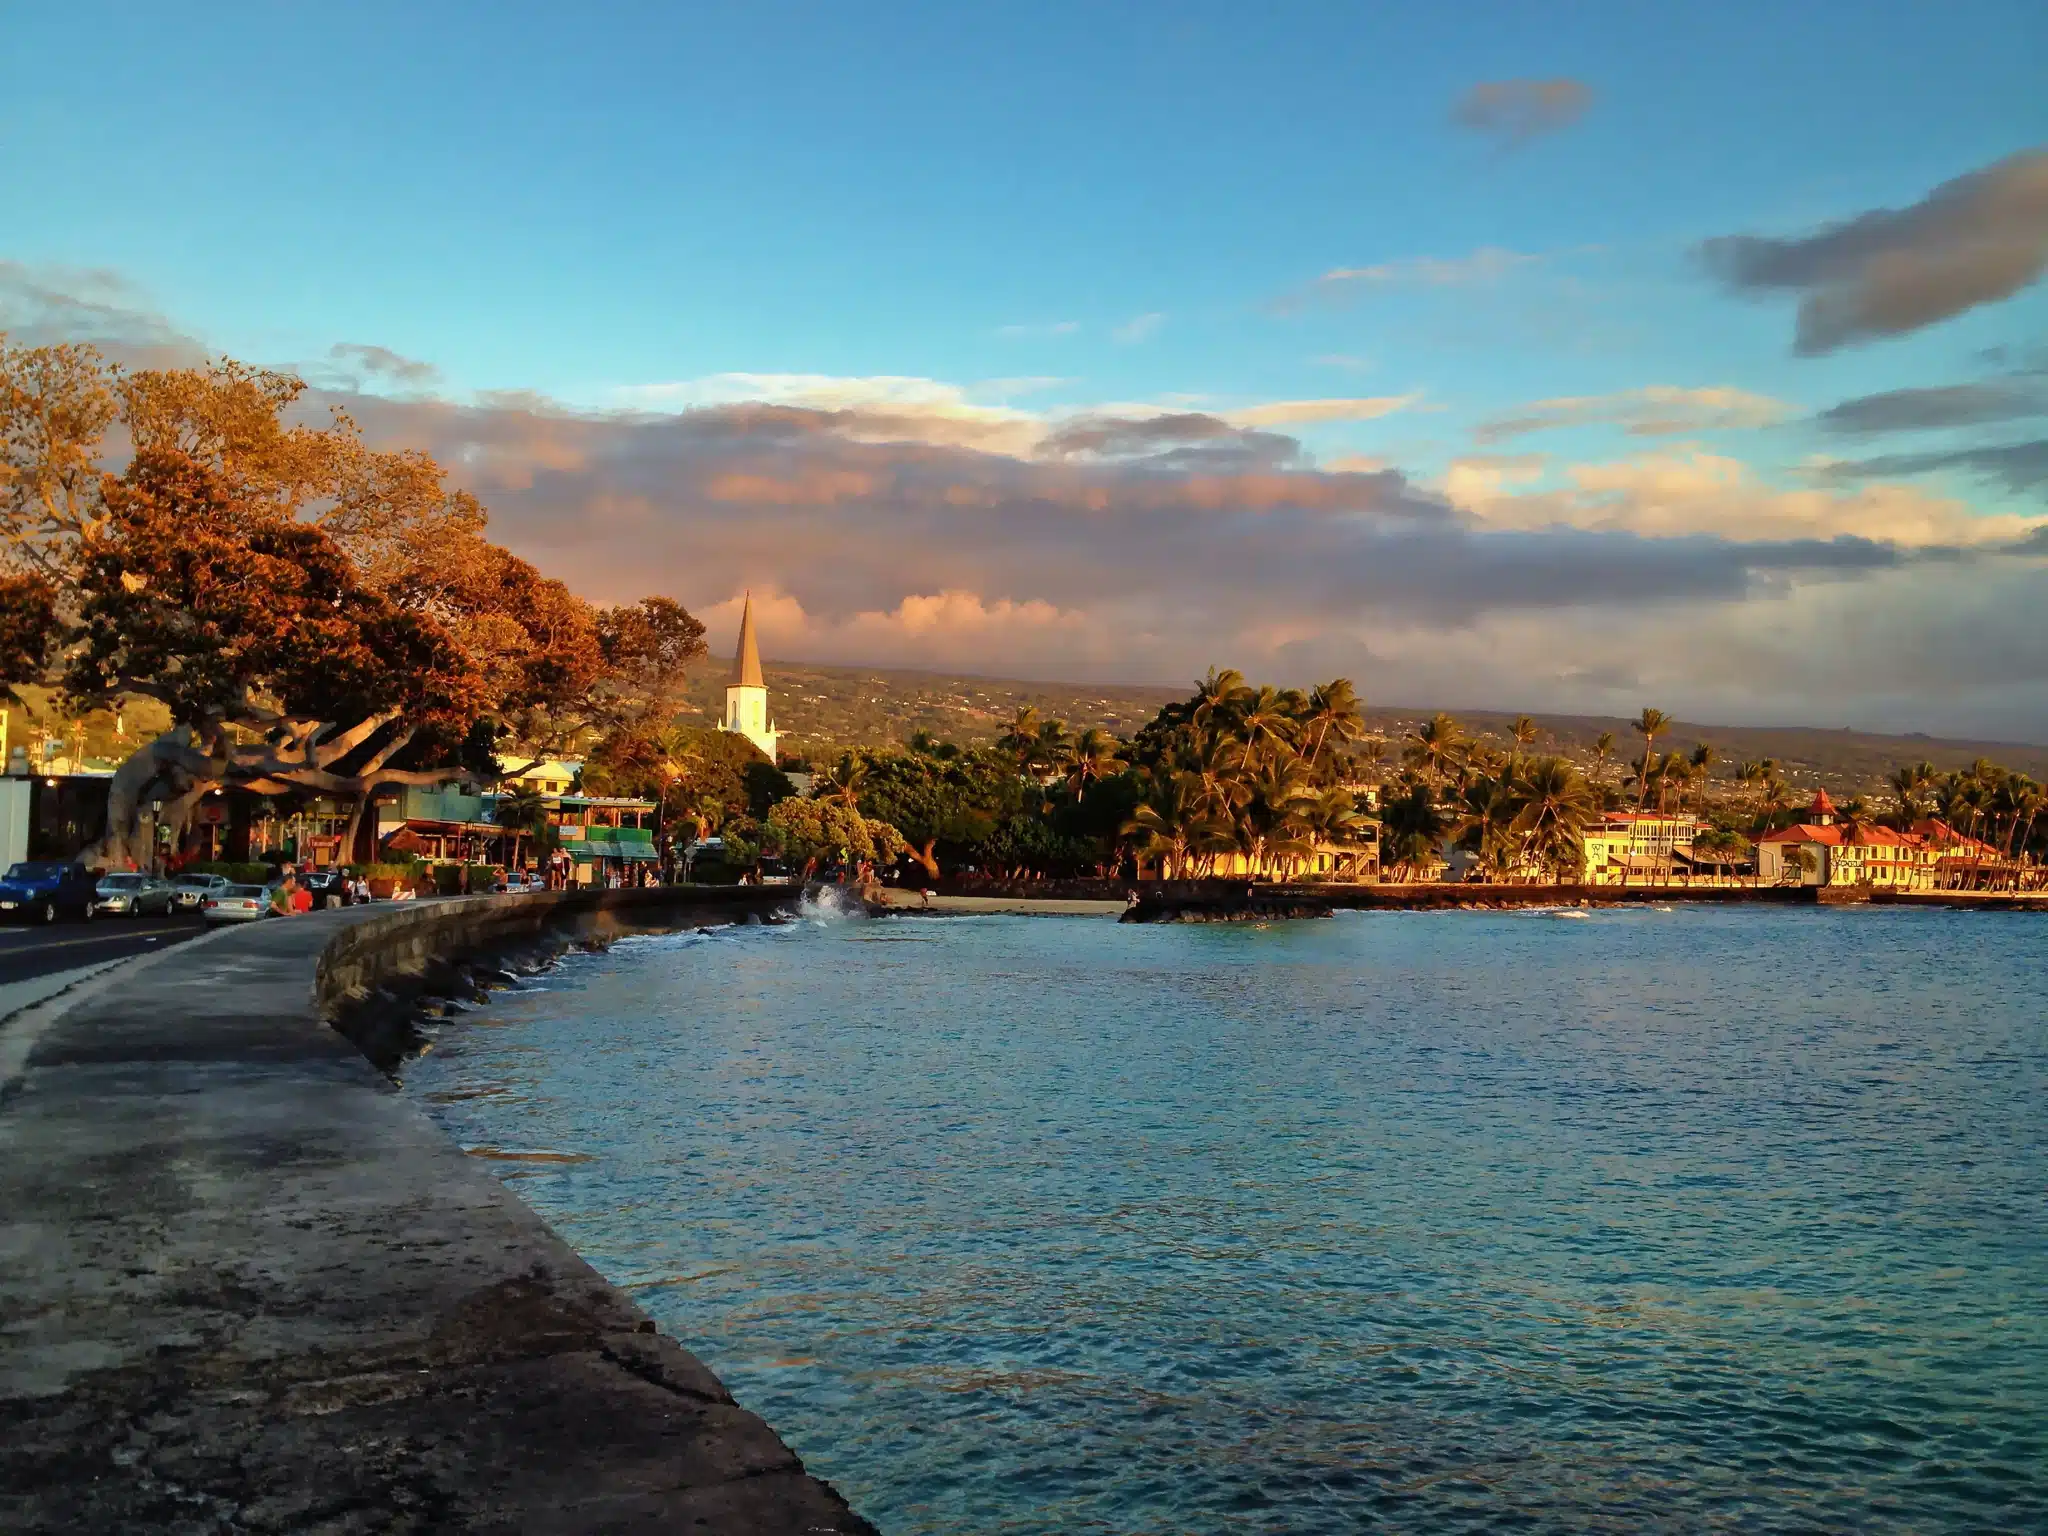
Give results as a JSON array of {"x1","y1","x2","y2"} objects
[
  {"x1": 200, "y1": 884, "x2": 273, "y2": 923},
  {"x1": 93, "y1": 874, "x2": 177, "y2": 917}
]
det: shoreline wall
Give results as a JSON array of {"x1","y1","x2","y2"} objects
[
  {"x1": 315, "y1": 883, "x2": 796, "y2": 1008},
  {"x1": 0, "y1": 893, "x2": 875, "y2": 1535}
]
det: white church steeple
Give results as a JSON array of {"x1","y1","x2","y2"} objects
[{"x1": 719, "y1": 592, "x2": 780, "y2": 761}]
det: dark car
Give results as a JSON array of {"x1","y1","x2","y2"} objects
[{"x1": 0, "y1": 861, "x2": 102, "y2": 924}]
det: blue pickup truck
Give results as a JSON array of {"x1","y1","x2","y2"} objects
[{"x1": 0, "y1": 861, "x2": 102, "y2": 924}]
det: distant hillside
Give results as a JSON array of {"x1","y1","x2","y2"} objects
[{"x1": 685, "y1": 660, "x2": 2048, "y2": 792}]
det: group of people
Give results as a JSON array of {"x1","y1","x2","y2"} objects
[{"x1": 263, "y1": 865, "x2": 377, "y2": 916}]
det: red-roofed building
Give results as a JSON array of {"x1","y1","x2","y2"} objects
[{"x1": 1757, "y1": 795, "x2": 1941, "y2": 889}]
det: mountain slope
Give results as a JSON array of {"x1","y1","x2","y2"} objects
[{"x1": 682, "y1": 661, "x2": 2048, "y2": 792}]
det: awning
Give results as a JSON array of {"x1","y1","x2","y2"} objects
[{"x1": 572, "y1": 838, "x2": 659, "y2": 861}]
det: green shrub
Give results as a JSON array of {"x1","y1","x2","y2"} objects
[{"x1": 432, "y1": 863, "x2": 465, "y2": 896}]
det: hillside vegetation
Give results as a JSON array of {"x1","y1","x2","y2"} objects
[{"x1": 682, "y1": 660, "x2": 2048, "y2": 793}]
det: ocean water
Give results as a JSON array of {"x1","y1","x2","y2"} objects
[{"x1": 403, "y1": 905, "x2": 2047, "y2": 1533}]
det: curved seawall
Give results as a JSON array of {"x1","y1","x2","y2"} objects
[{"x1": 0, "y1": 891, "x2": 877, "y2": 1534}]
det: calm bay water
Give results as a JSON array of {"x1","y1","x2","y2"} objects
[{"x1": 404, "y1": 906, "x2": 2046, "y2": 1533}]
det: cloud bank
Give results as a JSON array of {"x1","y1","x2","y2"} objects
[{"x1": 8, "y1": 261, "x2": 2047, "y2": 735}]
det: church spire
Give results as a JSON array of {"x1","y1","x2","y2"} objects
[{"x1": 729, "y1": 591, "x2": 765, "y2": 690}]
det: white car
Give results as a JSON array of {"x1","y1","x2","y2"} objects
[
  {"x1": 171, "y1": 873, "x2": 232, "y2": 912},
  {"x1": 200, "y1": 884, "x2": 272, "y2": 923}
]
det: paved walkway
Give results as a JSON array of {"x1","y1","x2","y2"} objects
[{"x1": 0, "y1": 904, "x2": 873, "y2": 1533}]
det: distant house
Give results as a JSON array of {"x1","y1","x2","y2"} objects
[{"x1": 496, "y1": 757, "x2": 582, "y2": 797}]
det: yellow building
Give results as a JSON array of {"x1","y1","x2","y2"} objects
[
  {"x1": 1756, "y1": 791, "x2": 1945, "y2": 889},
  {"x1": 1577, "y1": 811, "x2": 1707, "y2": 885}
]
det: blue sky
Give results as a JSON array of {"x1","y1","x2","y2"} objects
[{"x1": 5, "y1": 2, "x2": 2047, "y2": 732}]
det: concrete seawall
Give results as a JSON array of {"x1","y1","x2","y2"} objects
[{"x1": 0, "y1": 891, "x2": 877, "y2": 1534}]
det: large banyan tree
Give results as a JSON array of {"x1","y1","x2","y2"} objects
[{"x1": 0, "y1": 336, "x2": 704, "y2": 869}]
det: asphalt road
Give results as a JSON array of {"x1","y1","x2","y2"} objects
[{"x1": 0, "y1": 914, "x2": 208, "y2": 986}]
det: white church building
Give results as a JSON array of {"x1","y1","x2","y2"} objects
[{"x1": 719, "y1": 593, "x2": 780, "y2": 762}]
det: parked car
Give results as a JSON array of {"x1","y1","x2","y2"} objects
[
  {"x1": 171, "y1": 872, "x2": 232, "y2": 912},
  {"x1": 93, "y1": 872, "x2": 177, "y2": 918},
  {"x1": 200, "y1": 884, "x2": 272, "y2": 923},
  {"x1": 0, "y1": 861, "x2": 101, "y2": 924}
]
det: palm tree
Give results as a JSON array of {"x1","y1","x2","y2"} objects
[
  {"x1": 1756, "y1": 776, "x2": 1791, "y2": 837},
  {"x1": 1452, "y1": 774, "x2": 1519, "y2": 880},
  {"x1": 997, "y1": 706, "x2": 1042, "y2": 770},
  {"x1": 1381, "y1": 782, "x2": 1446, "y2": 882},
  {"x1": 1188, "y1": 733, "x2": 1253, "y2": 823},
  {"x1": 1190, "y1": 668, "x2": 1253, "y2": 735},
  {"x1": 1062, "y1": 728, "x2": 1121, "y2": 802},
  {"x1": 1509, "y1": 715, "x2": 1540, "y2": 770},
  {"x1": 1237, "y1": 755, "x2": 1316, "y2": 876},
  {"x1": 1593, "y1": 730, "x2": 1616, "y2": 785},
  {"x1": 1299, "y1": 678, "x2": 1364, "y2": 768},
  {"x1": 1237, "y1": 686, "x2": 1298, "y2": 766},
  {"x1": 1356, "y1": 736, "x2": 1390, "y2": 782},
  {"x1": 820, "y1": 753, "x2": 867, "y2": 808},
  {"x1": 1033, "y1": 717, "x2": 1072, "y2": 775},
  {"x1": 1123, "y1": 772, "x2": 1223, "y2": 879},
  {"x1": 1509, "y1": 756, "x2": 1597, "y2": 883},
  {"x1": 1403, "y1": 712, "x2": 1466, "y2": 787},
  {"x1": 1689, "y1": 743, "x2": 1715, "y2": 813},
  {"x1": 1632, "y1": 707, "x2": 1670, "y2": 807},
  {"x1": 492, "y1": 784, "x2": 556, "y2": 869}
]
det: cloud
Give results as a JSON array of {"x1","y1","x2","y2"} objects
[
  {"x1": 325, "y1": 342, "x2": 440, "y2": 387},
  {"x1": 1699, "y1": 149, "x2": 2048, "y2": 354},
  {"x1": 1812, "y1": 439, "x2": 2048, "y2": 496},
  {"x1": 1475, "y1": 386, "x2": 1794, "y2": 443},
  {"x1": 1813, "y1": 380, "x2": 2048, "y2": 434},
  {"x1": 1269, "y1": 248, "x2": 1533, "y2": 313},
  {"x1": 1450, "y1": 79, "x2": 1594, "y2": 148},
  {"x1": 1111, "y1": 312, "x2": 1164, "y2": 344},
  {"x1": 1453, "y1": 445, "x2": 2046, "y2": 545},
  {"x1": 1225, "y1": 394, "x2": 1420, "y2": 428},
  {"x1": 1035, "y1": 411, "x2": 1303, "y2": 470},
  {"x1": 0, "y1": 259, "x2": 204, "y2": 365}
]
